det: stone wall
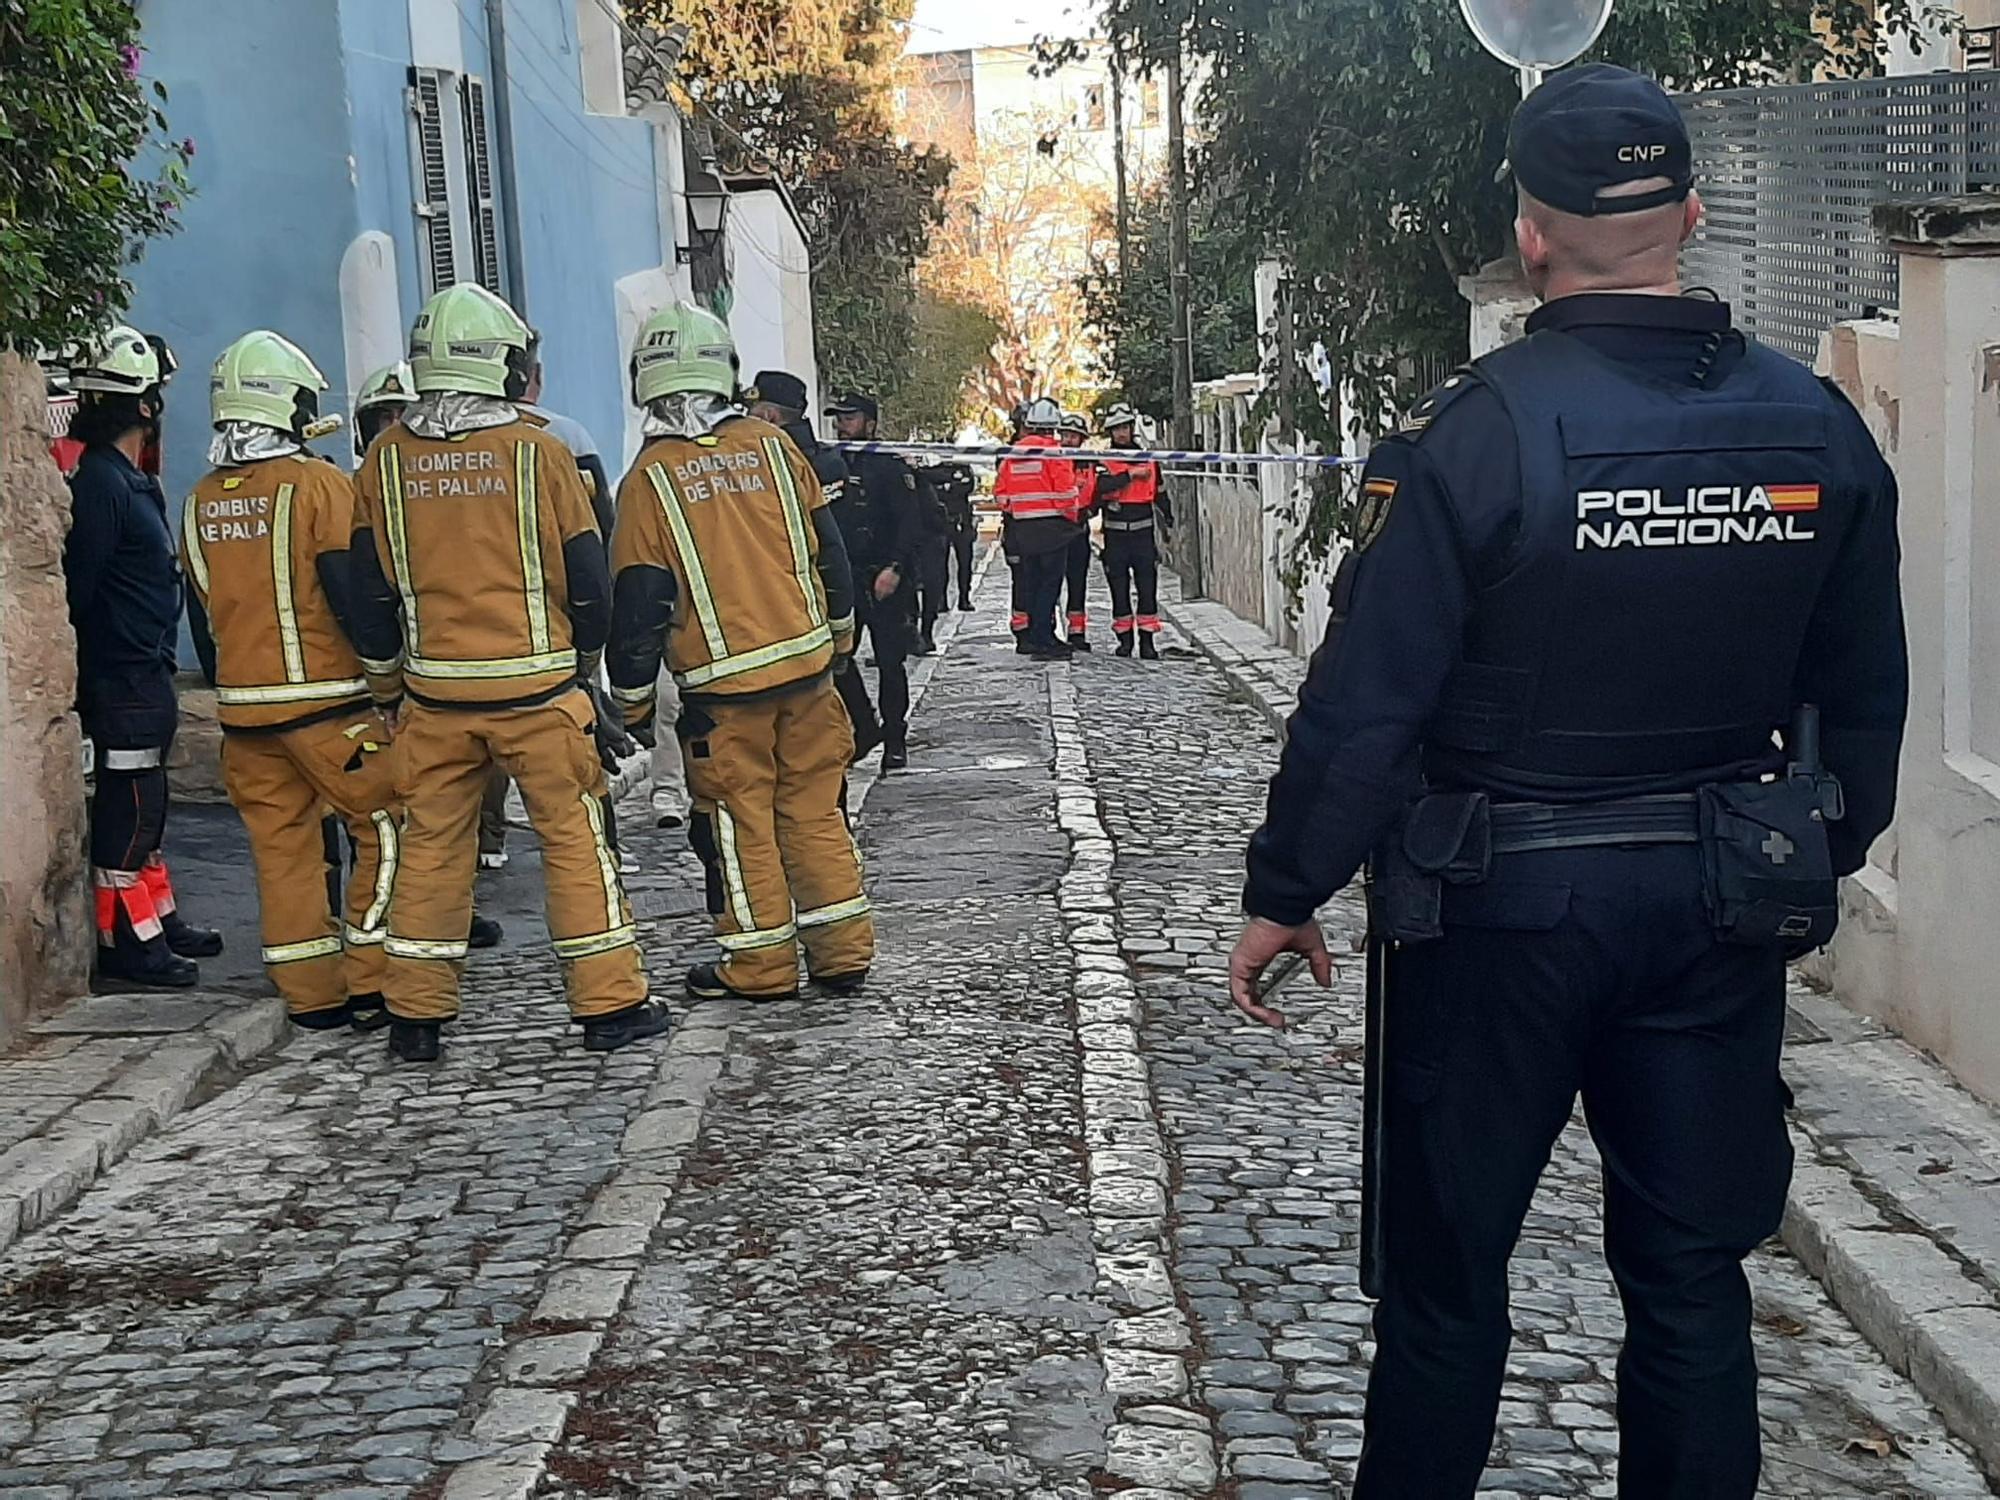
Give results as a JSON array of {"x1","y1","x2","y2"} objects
[{"x1": 0, "y1": 352, "x2": 92, "y2": 1042}]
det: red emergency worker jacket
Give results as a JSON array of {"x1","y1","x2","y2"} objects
[{"x1": 994, "y1": 433, "x2": 1082, "y2": 523}]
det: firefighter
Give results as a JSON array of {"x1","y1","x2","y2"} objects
[
  {"x1": 994, "y1": 398, "x2": 1082, "y2": 659},
  {"x1": 180, "y1": 331, "x2": 397, "y2": 1030},
  {"x1": 1095, "y1": 403, "x2": 1170, "y2": 659},
  {"x1": 747, "y1": 370, "x2": 881, "y2": 763},
  {"x1": 607, "y1": 303, "x2": 874, "y2": 1002},
  {"x1": 827, "y1": 394, "x2": 923, "y2": 770},
  {"x1": 1058, "y1": 410, "x2": 1097, "y2": 650},
  {"x1": 349, "y1": 283, "x2": 664, "y2": 1063},
  {"x1": 63, "y1": 325, "x2": 223, "y2": 987}
]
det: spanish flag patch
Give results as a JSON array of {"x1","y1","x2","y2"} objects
[
  {"x1": 1354, "y1": 477, "x2": 1398, "y2": 552},
  {"x1": 1766, "y1": 483, "x2": 1821, "y2": 513}
]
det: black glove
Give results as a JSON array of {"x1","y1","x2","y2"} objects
[
  {"x1": 627, "y1": 714, "x2": 658, "y2": 751},
  {"x1": 589, "y1": 686, "x2": 638, "y2": 772}
]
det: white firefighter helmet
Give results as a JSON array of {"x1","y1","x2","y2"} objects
[
  {"x1": 356, "y1": 360, "x2": 418, "y2": 415},
  {"x1": 1100, "y1": 401, "x2": 1142, "y2": 433},
  {"x1": 1059, "y1": 410, "x2": 1090, "y2": 436},
  {"x1": 210, "y1": 330, "x2": 328, "y2": 433},
  {"x1": 1020, "y1": 396, "x2": 1063, "y2": 430},
  {"x1": 630, "y1": 301, "x2": 736, "y2": 405},
  {"x1": 69, "y1": 324, "x2": 170, "y2": 395},
  {"x1": 408, "y1": 283, "x2": 535, "y2": 397}
]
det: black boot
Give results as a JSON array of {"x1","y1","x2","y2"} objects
[
  {"x1": 881, "y1": 736, "x2": 908, "y2": 771},
  {"x1": 291, "y1": 1003, "x2": 355, "y2": 1032},
  {"x1": 912, "y1": 628, "x2": 937, "y2": 657},
  {"x1": 1139, "y1": 633, "x2": 1160, "y2": 661},
  {"x1": 468, "y1": 913, "x2": 503, "y2": 949},
  {"x1": 687, "y1": 961, "x2": 798, "y2": 1003},
  {"x1": 162, "y1": 912, "x2": 224, "y2": 958},
  {"x1": 346, "y1": 992, "x2": 391, "y2": 1032},
  {"x1": 1069, "y1": 633, "x2": 1093, "y2": 653},
  {"x1": 389, "y1": 1018, "x2": 443, "y2": 1063},
  {"x1": 97, "y1": 935, "x2": 199, "y2": 990},
  {"x1": 581, "y1": 1001, "x2": 674, "y2": 1052},
  {"x1": 1115, "y1": 632, "x2": 1135, "y2": 658},
  {"x1": 958, "y1": 593, "x2": 974, "y2": 611},
  {"x1": 813, "y1": 968, "x2": 869, "y2": 994}
]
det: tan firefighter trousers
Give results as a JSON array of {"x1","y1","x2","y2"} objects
[
  {"x1": 683, "y1": 680, "x2": 875, "y2": 996},
  {"x1": 385, "y1": 689, "x2": 646, "y2": 1022},
  {"x1": 221, "y1": 712, "x2": 400, "y2": 1019}
]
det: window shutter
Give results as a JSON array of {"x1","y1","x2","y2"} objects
[
  {"x1": 409, "y1": 67, "x2": 458, "y2": 293},
  {"x1": 460, "y1": 75, "x2": 504, "y2": 295}
]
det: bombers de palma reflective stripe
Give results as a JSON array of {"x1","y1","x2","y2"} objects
[
  {"x1": 378, "y1": 442, "x2": 421, "y2": 652},
  {"x1": 385, "y1": 935, "x2": 470, "y2": 961},
  {"x1": 354, "y1": 809, "x2": 399, "y2": 941},
  {"x1": 797, "y1": 894, "x2": 872, "y2": 928},
  {"x1": 181, "y1": 496, "x2": 210, "y2": 592},
  {"x1": 262, "y1": 935, "x2": 344, "y2": 965},
  {"x1": 676, "y1": 626, "x2": 831, "y2": 690},
  {"x1": 646, "y1": 463, "x2": 728, "y2": 659},
  {"x1": 515, "y1": 441, "x2": 553, "y2": 653},
  {"x1": 272, "y1": 483, "x2": 307, "y2": 681},
  {"x1": 216, "y1": 678, "x2": 371, "y2": 707},
  {"x1": 552, "y1": 924, "x2": 639, "y2": 961},
  {"x1": 580, "y1": 792, "x2": 624, "y2": 934},
  {"x1": 405, "y1": 649, "x2": 577, "y2": 681},
  {"x1": 717, "y1": 921, "x2": 799, "y2": 953},
  {"x1": 763, "y1": 436, "x2": 825, "y2": 629},
  {"x1": 714, "y1": 803, "x2": 756, "y2": 930}
]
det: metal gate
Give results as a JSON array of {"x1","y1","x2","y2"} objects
[{"x1": 1677, "y1": 70, "x2": 2000, "y2": 361}]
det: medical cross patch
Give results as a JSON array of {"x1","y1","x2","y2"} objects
[{"x1": 1353, "y1": 477, "x2": 1398, "y2": 552}]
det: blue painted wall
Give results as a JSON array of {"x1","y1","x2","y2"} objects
[
  {"x1": 126, "y1": 0, "x2": 359, "y2": 518},
  {"x1": 338, "y1": 0, "x2": 425, "y2": 323}
]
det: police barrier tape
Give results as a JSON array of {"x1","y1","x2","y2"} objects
[{"x1": 826, "y1": 439, "x2": 1363, "y2": 469}]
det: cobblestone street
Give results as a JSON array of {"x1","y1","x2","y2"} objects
[{"x1": 0, "y1": 561, "x2": 1992, "y2": 1499}]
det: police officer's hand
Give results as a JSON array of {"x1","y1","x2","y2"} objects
[
  {"x1": 872, "y1": 565, "x2": 901, "y2": 602},
  {"x1": 1227, "y1": 917, "x2": 1334, "y2": 1028}
]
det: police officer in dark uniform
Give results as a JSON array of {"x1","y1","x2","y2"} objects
[
  {"x1": 749, "y1": 372, "x2": 882, "y2": 761},
  {"x1": 63, "y1": 325, "x2": 224, "y2": 988},
  {"x1": 931, "y1": 460, "x2": 979, "y2": 610},
  {"x1": 910, "y1": 455, "x2": 953, "y2": 655},
  {"x1": 827, "y1": 393, "x2": 922, "y2": 770},
  {"x1": 1227, "y1": 67, "x2": 1907, "y2": 1498}
]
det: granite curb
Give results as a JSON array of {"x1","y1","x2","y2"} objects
[{"x1": 1160, "y1": 565, "x2": 2000, "y2": 1476}]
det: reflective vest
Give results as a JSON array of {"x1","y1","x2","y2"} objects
[
  {"x1": 356, "y1": 420, "x2": 597, "y2": 705},
  {"x1": 182, "y1": 454, "x2": 371, "y2": 729},
  {"x1": 1100, "y1": 453, "x2": 1162, "y2": 529},
  {"x1": 994, "y1": 433, "x2": 1081, "y2": 522},
  {"x1": 616, "y1": 417, "x2": 837, "y2": 698}
]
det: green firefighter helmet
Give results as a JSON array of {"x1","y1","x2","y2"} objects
[
  {"x1": 408, "y1": 282, "x2": 534, "y2": 397},
  {"x1": 210, "y1": 330, "x2": 328, "y2": 433},
  {"x1": 630, "y1": 301, "x2": 736, "y2": 405},
  {"x1": 355, "y1": 360, "x2": 418, "y2": 415},
  {"x1": 69, "y1": 323, "x2": 168, "y2": 395}
]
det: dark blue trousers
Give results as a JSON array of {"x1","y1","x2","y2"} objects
[{"x1": 1353, "y1": 845, "x2": 1791, "y2": 1500}]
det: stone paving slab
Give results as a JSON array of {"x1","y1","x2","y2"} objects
[{"x1": 1163, "y1": 565, "x2": 2000, "y2": 1487}]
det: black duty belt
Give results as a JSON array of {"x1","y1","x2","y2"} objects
[{"x1": 1488, "y1": 792, "x2": 1700, "y2": 854}]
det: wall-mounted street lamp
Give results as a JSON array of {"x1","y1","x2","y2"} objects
[{"x1": 677, "y1": 172, "x2": 731, "y2": 263}]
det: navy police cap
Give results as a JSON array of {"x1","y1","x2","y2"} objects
[{"x1": 1507, "y1": 63, "x2": 1693, "y2": 217}]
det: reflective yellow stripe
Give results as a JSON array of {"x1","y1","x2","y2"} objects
[
  {"x1": 516, "y1": 441, "x2": 552, "y2": 655},
  {"x1": 715, "y1": 804, "x2": 755, "y2": 931},
  {"x1": 344, "y1": 925, "x2": 387, "y2": 947},
  {"x1": 262, "y1": 935, "x2": 343, "y2": 965},
  {"x1": 360, "y1": 653, "x2": 404, "y2": 675},
  {"x1": 674, "y1": 624, "x2": 833, "y2": 690},
  {"x1": 717, "y1": 921, "x2": 797, "y2": 953},
  {"x1": 406, "y1": 649, "x2": 577, "y2": 680},
  {"x1": 552, "y1": 924, "x2": 637, "y2": 960},
  {"x1": 580, "y1": 792, "x2": 624, "y2": 932},
  {"x1": 361, "y1": 810, "x2": 398, "y2": 935},
  {"x1": 216, "y1": 678, "x2": 370, "y2": 706},
  {"x1": 385, "y1": 935, "x2": 469, "y2": 961},
  {"x1": 379, "y1": 443, "x2": 419, "y2": 652},
  {"x1": 797, "y1": 894, "x2": 872, "y2": 929},
  {"x1": 764, "y1": 436, "x2": 824, "y2": 629},
  {"x1": 828, "y1": 611, "x2": 855, "y2": 634},
  {"x1": 181, "y1": 494, "x2": 209, "y2": 593},
  {"x1": 610, "y1": 682, "x2": 655, "y2": 706},
  {"x1": 647, "y1": 463, "x2": 728, "y2": 661},
  {"x1": 271, "y1": 481, "x2": 306, "y2": 683}
]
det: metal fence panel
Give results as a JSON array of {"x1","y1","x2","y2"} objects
[{"x1": 1678, "y1": 71, "x2": 2000, "y2": 361}]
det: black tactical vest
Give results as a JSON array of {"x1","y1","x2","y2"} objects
[{"x1": 1426, "y1": 329, "x2": 1849, "y2": 800}]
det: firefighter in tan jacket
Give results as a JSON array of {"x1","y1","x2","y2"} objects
[
  {"x1": 180, "y1": 331, "x2": 397, "y2": 1031},
  {"x1": 608, "y1": 303, "x2": 874, "y2": 1001},
  {"x1": 350, "y1": 282, "x2": 666, "y2": 1063}
]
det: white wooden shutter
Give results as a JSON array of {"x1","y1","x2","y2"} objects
[
  {"x1": 409, "y1": 67, "x2": 459, "y2": 293},
  {"x1": 459, "y1": 75, "x2": 504, "y2": 295}
]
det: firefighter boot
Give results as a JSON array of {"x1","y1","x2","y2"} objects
[
  {"x1": 1115, "y1": 630, "x2": 1135, "y2": 658},
  {"x1": 144, "y1": 857, "x2": 224, "y2": 957},
  {"x1": 94, "y1": 871, "x2": 199, "y2": 989},
  {"x1": 1139, "y1": 633, "x2": 1160, "y2": 661},
  {"x1": 687, "y1": 962, "x2": 798, "y2": 1003},
  {"x1": 469, "y1": 913, "x2": 504, "y2": 949},
  {"x1": 581, "y1": 1000, "x2": 674, "y2": 1052},
  {"x1": 347, "y1": 992, "x2": 391, "y2": 1032},
  {"x1": 389, "y1": 1018, "x2": 443, "y2": 1063}
]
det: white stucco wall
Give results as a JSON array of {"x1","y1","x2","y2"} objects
[{"x1": 726, "y1": 189, "x2": 819, "y2": 417}]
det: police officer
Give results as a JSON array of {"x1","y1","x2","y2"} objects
[
  {"x1": 1057, "y1": 411, "x2": 1096, "y2": 650},
  {"x1": 182, "y1": 332, "x2": 399, "y2": 1031},
  {"x1": 930, "y1": 460, "x2": 979, "y2": 611},
  {"x1": 909, "y1": 451, "x2": 953, "y2": 657},
  {"x1": 350, "y1": 283, "x2": 666, "y2": 1063},
  {"x1": 1226, "y1": 66, "x2": 1907, "y2": 1498},
  {"x1": 994, "y1": 398, "x2": 1082, "y2": 659},
  {"x1": 63, "y1": 325, "x2": 223, "y2": 987},
  {"x1": 608, "y1": 305, "x2": 873, "y2": 1002},
  {"x1": 1095, "y1": 403, "x2": 1169, "y2": 659},
  {"x1": 827, "y1": 393, "x2": 922, "y2": 770},
  {"x1": 748, "y1": 370, "x2": 882, "y2": 763}
]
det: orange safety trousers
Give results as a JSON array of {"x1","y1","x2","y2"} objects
[
  {"x1": 220, "y1": 712, "x2": 400, "y2": 1019},
  {"x1": 683, "y1": 681, "x2": 875, "y2": 996},
  {"x1": 386, "y1": 690, "x2": 646, "y2": 1022}
]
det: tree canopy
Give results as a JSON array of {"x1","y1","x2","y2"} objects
[
  {"x1": 0, "y1": 0, "x2": 190, "y2": 351},
  {"x1": 636, "y1": 0, "x2": 952, "y2": 404}
]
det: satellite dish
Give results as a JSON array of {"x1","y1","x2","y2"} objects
[{"x1": 1458, "y1": 0, "x2": 1615, "y2": 93}]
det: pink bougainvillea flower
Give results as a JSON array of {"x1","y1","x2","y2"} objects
[{"x1": 121, "y1": 43, "x2": 142, "y2": 78}]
